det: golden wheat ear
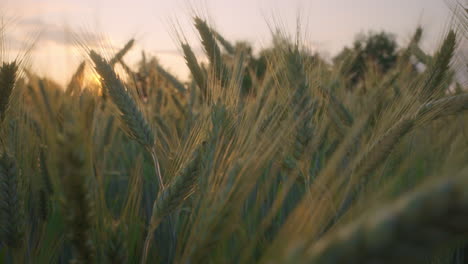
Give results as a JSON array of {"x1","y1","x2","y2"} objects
[{"x1": 66, "y1": 61, "x2": 86, "y2": 96}]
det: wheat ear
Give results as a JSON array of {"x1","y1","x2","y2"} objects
[
  {"x1": 0, "y1": 153, "x2": 24, "y2": 249},
  {"x1": 194, "y1": 17, "x2": 229, "y2": 85},
  {"x1": 156, "y1": 65, "x2": 186, "y2": 93},
  {"x1": 182, "y1": 43, "x2": 207, "y2": 100},
  {"x1": 89, "y1": 51, "x2": 164, "y2": 189},
  {"x1": 213, "y1": 30, "x2": 235, "y2": 55},
  {"x1": 420, "y1": 30, "x2": 456, "y2": 100},
  {"x1": 141, "y1": 144, "x2": 204, "y2": 264},
  {"x1": 58, "y1": 110, "x2": 96, "y2": 264},
  {"x1": 110, "y1": 39, "x2": 135, "y2": 66},
  {"x1": 66, "y1": 61, "x2": 86, "y2": 95},
  {"x1": 415, "y1": 93, "x2": 468, "y2": 122},
  {"x1": 0, "y1": 61, "x2": 18, "y2": 122}
]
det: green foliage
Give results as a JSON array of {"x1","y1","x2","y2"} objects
[{"x1": 335, "y1": 31, "x2": 399, "y2": 86}]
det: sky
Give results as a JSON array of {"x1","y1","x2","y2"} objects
[{"x1": 0, "y1": 0, "x2": 458, "y2": 85}]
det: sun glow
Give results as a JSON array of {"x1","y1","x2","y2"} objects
[{"x1": 83, "y1": 71, "x2": 103, "y2": 95}]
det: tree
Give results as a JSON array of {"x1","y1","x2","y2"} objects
[{"x1": 335, "y1": 31, "x2": 398, "y2": 86}]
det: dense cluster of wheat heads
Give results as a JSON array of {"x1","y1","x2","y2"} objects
[{"x1": 0, "y1": 9, "x2": 467, "y2": 264}]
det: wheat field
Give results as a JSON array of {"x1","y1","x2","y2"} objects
[{"x1": 0, "y1": 5, "x2": 467, "y2": 264}]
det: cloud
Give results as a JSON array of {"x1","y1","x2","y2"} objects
[
  {"x1": 2, "y1": 0, "x2": 106, "y2": 50},
  {"x1": 2, "y1": 0, "x2": 84, "y2": 17},
  {"x1": 3, "y1": 16, "x2": 109, "y2": 51}
]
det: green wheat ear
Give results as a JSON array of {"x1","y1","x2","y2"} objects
[
  {"x1": 89, "y1": 50, "x2": 164, "y2": 189},
  {"x1": 182, "y1": 43, "x2": 208, "y2": 100},
  {"x1": 0, "y1": 61, "x2": 18, "y2": 123},
  {"x1": 194, "y1": 17, "x2": 229, "y2": 86},
  {"x1": 0, "y1": 153, "x2": 24, "y2": 249},
  {"x1": 89, "y1": 50, "x2": 155, "y2": 150}
]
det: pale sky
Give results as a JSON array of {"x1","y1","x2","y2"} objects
[{"x1": 1, "y1": 0, "x2": 456, "y2": 84}]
